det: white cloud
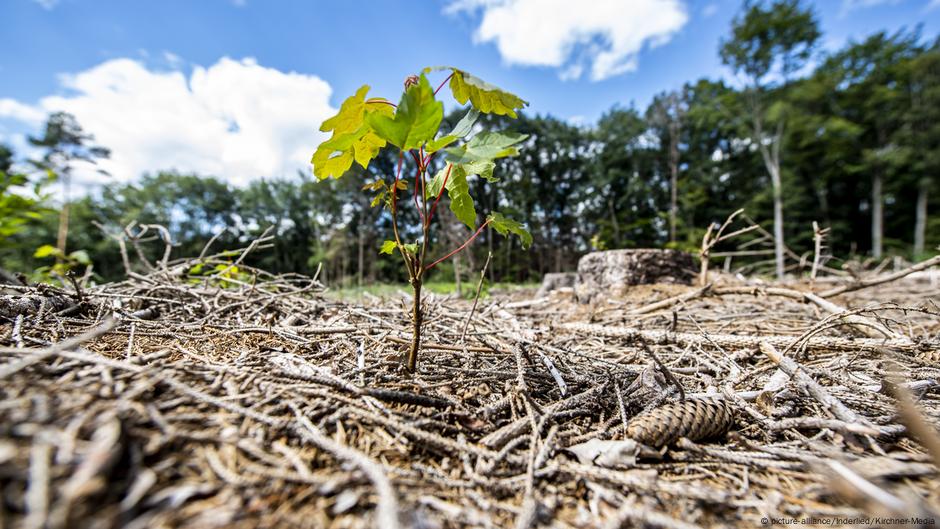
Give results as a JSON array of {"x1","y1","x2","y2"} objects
[
  {"x1": 2, "y1": 57, "x2": 335, "y2": 187},
  {"x1": 447, "y1": 0, "x2": 688, "y2": 81},
  {"x1": 702, "y1": 3, "x2": 719, "y2": 17},
  {"x1": 0, "y1": 99, "x2": 46, "y2": 126},
  {"x1": 929, "y1": 0, "x2": 940, "y2": 10}
]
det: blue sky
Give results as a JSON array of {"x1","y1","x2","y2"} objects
[{"x1": 1, "y1": 0, "x2": 937, "y2": 185}]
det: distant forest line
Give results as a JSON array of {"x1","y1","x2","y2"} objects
[{"x1": 1, "y1": 1, "x2": 938, "y2": 286}]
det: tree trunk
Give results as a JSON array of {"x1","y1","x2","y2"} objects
[
  {"x1": 753, "y1": 106, "x2": 785, "y2": 280},
  {"x1": 914, "y1": 182, "x2": 928, "y2": 257},
  {"x1": 769, "y1": 164, "x2": 785, "y2": 280},
  {"x1": 56, "y1": 174, "x2": 71, "y2": 256},
  {"x1": 872, "y1": 172, "x2": 883, "y2": 258},
  {"x1": 669, "y1": 119, "x2": 680, "y2": 244}
]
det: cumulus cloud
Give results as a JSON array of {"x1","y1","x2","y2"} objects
[
  {"x1": 0, "y1": 57, "x2": 335, "y2": 187},
  {"x1": 0, "y1": 99, "x2": 46, "y2": 126},
  {"x1": 446, "y1": 0, "x2": 688, "y2": 81}
]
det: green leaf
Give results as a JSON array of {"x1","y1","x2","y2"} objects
[
  {"x1": 312, "y1": 85, "x2": 394, "y2": 180},
  {"x1": 449, "y1": 69, "x2": 527, "y2": 118},
  {"x1": 69, "y1": 250, "x2": 91, "y2": 265},
  {"x1": 447, "y1": 167, "x2": 476, "y2": 229},
  {"x1": 444, "y1": 131, "x2": 527, "y2": 165},
  {"x1": 366, "y1": 74, "x2": 443, "y2": 150},
  {"x1": 426, "y1": 108, "x2": 481, "y2": 153},
  {"x1": 464, "y1": 160, "x2": 496, "y2": 182},
  {"x1": 352, "y1": 130, "x2": 387, "y2": 168},
  {"x1": 426, "y1": 134, "x2": 457, "y2": 154},
  {"x1": 428, "y1": 164, "x2": 477, "y2": 229},
  {"x1": 487, "y1": 212, "x2": 532, "y2": 249},
  {"x1": 402, "y1": 243, "x2": 419, "y2": 256},
  {"x1": 361, "y1": 179, "x2": 385, "y2": 192},
  {"x1": 379, "y1": 240, "x2": 397, "y2": 254},
  {"x1": 34, "y1": 244, "x2": 58, "y2": 258},
  {"x1": 426, "y1": 164, "x2": 449, "y2": 199},
  {"x1": 448, "y1": 108, "x2": 481, "y2": 138},
  {"x1": 311, "y1": 149, "x2": 354, "y2": 181}
]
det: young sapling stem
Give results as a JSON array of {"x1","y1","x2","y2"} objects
[{"x1": 311, "y1": 67, "x2": 530, "y2": 372}]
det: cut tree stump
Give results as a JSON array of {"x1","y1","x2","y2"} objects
[
  {"x1": 536, "y1": 272, "x2": 577, "y2": 297},
  {"x1": 0, "y1": 293, "x2": 75, "y2": 320},
  {"x1": 576, "y1": 249, "x2": 695, "y2": 302}
]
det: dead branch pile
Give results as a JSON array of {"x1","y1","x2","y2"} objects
[{"x1": 2, "y1": 250, "x2": 940, "y2": 528}]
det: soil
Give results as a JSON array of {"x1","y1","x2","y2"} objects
[{"x1": 1, "y1": 259, "x2": 939, "y2": 528}]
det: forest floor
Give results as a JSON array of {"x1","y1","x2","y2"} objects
[{"x1": 1, "y1": 254, "x2": 940, "y2": 528}]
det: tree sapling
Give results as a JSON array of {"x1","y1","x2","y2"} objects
[{"x1": 311, "y1": 67, "x2": 532, "y2": 372}]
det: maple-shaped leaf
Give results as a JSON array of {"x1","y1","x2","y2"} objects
[
  {"x1": 311, "y1": 85, "x2": 394, "y2": 180},
  {"x1": 367, "y1": 74, "x2": 443, "y2": 151},
  {"x1": 379, "y1": 240, "x2": 397, "y2": 254},
  {"x1": 426, "y1": 108, "x2": 480, "y2": 153},
  {"x1": 448, "y1": 69, "x2": 527, "y2": 118},
  {"x1": 428, "y1": 163, "x2": 477, "y2": 229},
  {"x1": 361, "y1": 179, "x2": 385, "y2": 192},
  {"x1": 487, "y1": 212, "x2": 532, "y2": 249},
  {"x1": 444, "y1": 131, "x2": 527, "y2": 165},
  {"x1": 464, "y1": 160, "x2": 496, "y2": 182}
]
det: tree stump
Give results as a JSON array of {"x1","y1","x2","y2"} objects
[
  {"x1": 576, "y1": 249, "x2": 695, "y2": 302},
  {"x1": 536, "y1": 272, "x2": 577, "y2": 297},
  {"x1": 0, "y1": 293, "x2": 75, "y2": 320}
]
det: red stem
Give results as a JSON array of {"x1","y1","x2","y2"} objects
[
  {"x1": 425, "y1": 219, "x2": 491, "y2": 272},
  {"x1": 412, "y1": 166, "x2": 424, "y2": 223},
  {"x1": 410, "y1": 150, "x2": 422, "y2": 170},
  {"x1": 427, "y1": 163, "x2": 452, "y2": 226},
  {"x1": 434, "y1": 72, "x2": 454, "y2": 96},
  {"x1": 405, "y1": 151, "x2": 425, "y2": 223}
]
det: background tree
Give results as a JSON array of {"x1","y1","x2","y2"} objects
[
  {"x1": 590, "y1": 106, "x2": 662, "y2": 249},
  {"x1": 4, "y1": 13, "x2": 938, "y2": 286},
  {"x1": 0, "y1": 143, "x2": 50, "y2": 253},
  {"x1": 720, "y1": 0, "x2": 820, "y2": 278},
  {"x1": 828, "y1": 32, "x2": 921, "y2": 257},
  {"x1": 897, "y1": 37, "x2": 940, "y2": 258},
  {"x1": 647, "y1": 88, "x2": 688, "y2": 244},
  {"x1": 28, "y1": 111, "x2": 110, "y2": 255}
]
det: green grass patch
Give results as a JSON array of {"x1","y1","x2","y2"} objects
[{"x1": 323, "y1": 281, "x2": 538, "y2": 300}]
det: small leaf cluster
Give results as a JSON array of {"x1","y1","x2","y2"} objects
[
  {"x1": 311, "y1": 66, "x2": 532, "y2": 252},
  {"x1": 187, "y1": 257, "x2": 253, "y2": 288},
  {"x1": 0, "y1": 168, "x2": 53, "y2": 241},
  {"x1": 33, "y1": 244, "x2": 91, "y2": 279}
]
